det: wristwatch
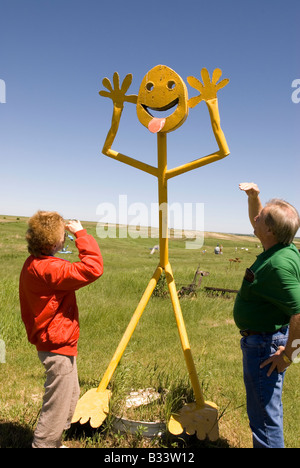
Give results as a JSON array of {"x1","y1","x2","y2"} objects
[{"x1": 282, "y1": 352, "x2": 293, "y2": 365}]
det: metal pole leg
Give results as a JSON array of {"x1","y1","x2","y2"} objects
[
  {"x1": 97, "y1": 265, "x2": 163, "y2": 393},
  {"x1": 165, "y1": 262, "x2": 205, "y2": 409}
]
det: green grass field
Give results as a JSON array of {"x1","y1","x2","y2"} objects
[{"x1": 0, "y1": 216, "x2": 299, "y2": 448}]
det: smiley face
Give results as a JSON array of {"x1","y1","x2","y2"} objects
[{"x1": 137, "y1": 65, "x2": 189, "y2": 134}]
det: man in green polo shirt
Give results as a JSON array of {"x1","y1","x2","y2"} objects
[{"x1": 234, "y1": 182, "x2": 300, "y2": 448}]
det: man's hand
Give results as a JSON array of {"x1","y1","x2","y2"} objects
[
  {"x1": 99, "y1": 72, "x2": 137, "y2": 109},
  {"x1": 239, "y1": 182, "x2": 263, "y2": 229},
  {"x1": 66, "y1": 220, "x2": 83, "y2": 234},
  {"x1": 239, "y1": 182, "x2": 260, "y2": 198},
  {"x1": 260, "y1": 346, "x2": 291, "y2": 377}
]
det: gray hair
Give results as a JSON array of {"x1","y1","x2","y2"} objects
[{"x1": 264, "y1": 199, "x2": 300, "y2": 245}]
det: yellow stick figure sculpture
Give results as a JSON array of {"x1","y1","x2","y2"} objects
[{"x1": 72, "y1": 65, "x2": 230, "y2": 441}]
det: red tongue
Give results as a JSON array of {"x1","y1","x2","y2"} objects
[{"x1": 148, "y1": 118, "x2": 166, "y2": 133}]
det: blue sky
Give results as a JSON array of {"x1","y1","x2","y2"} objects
[{"x1": 0, "y1": 0, "x2": 299, "y2": 235}]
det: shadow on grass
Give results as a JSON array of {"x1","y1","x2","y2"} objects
[
  {"x1": 66, "y1": 421, "x2": 231, "y2": 449},
  {"x1": 0, "y1": 420, "x2": 231, "y2": 448},
  {"x1": 0, "y1": 421, "x2": 33, "y2": 448}
]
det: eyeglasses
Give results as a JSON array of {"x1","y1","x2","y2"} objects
[{"x1": 244, "y1": 268, "x2": 255, "y2": 283}]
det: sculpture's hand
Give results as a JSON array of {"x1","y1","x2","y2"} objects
[
  {"x1": 187, "y1": 68, "x2": 229, "y2": 108},
  {"x1": 99, "y1": 72, "x2": 137, "y2": 108}
]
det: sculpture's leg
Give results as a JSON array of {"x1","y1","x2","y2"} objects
[
  {"x1": 165, "y1": 262, "x2": 205, "y2": 409},
  {"x1": 72, "y1": 265, "x2": 163, "y2": 428},
  {"x1": 165, "y1": 262, "x2": 219, "y2": 441},
  {"x1": 96, "y1": 265, "x2": 163, "y2": 393}
]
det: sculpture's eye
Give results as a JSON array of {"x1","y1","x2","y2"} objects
[
  {"x1": 167, "y1": 80, "x2": 176, "y2": 90},
  {"x1": 146, "y1": 82, "x2": 154, "y2": 92}
]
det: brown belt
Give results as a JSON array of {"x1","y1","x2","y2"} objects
[
  {"x1": 240, "y1": 330, "x2": 259, "y2": 337},
  {"x1": 240, "y1": 326, "x2": 288, "y2": 337}
]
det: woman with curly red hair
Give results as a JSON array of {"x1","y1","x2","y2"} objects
[{"x1": 19, "y1": 211, "x2": 104, "y2": 448}]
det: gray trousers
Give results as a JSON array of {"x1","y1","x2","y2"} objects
[{"x1": 32, "y1": 352, "x2": 80, "y2": 448}]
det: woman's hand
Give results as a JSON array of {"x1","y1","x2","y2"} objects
[{"x1": 66, "y1": 219, "x2": 83, "y2": 234}]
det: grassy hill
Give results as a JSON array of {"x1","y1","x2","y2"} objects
[{"x1": 0, "y1": 216, "x2": 299, "y2": 448}]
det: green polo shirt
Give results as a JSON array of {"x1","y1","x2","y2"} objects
[{"x1": 234, "y1": 243, "x2": 300, "y2": 332}]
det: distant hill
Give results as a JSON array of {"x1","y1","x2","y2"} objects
[{"x1": 1, "y1": 215, "x2": 299, "y2": 248}]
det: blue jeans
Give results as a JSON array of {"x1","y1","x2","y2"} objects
[{"x1": 240, "y1": 327, "x2": 289, "y2": 448}]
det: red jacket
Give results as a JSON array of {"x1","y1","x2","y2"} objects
[{"x1": 19, "y1": 229, "x2": 103, "y2": 356}]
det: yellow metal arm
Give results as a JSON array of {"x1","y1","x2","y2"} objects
[
  {"x1": 101, "y1": 74, "x2": 158, "y2": 177},
  {"x1": 166, "y1": 98, "x2": 229, "y2": 180},
  {"x1": 166, "y1": 150, "x2": 226, "y2": 180},
  {"x1": 104, "y1": 148, "x2": 158, "y2": 177},
  {"x1": 102, "y1": 105, "x2": 158, "y2": 177},
  {"x1": 206, "y1": 98, "x2": 229, "y2": 155}
]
